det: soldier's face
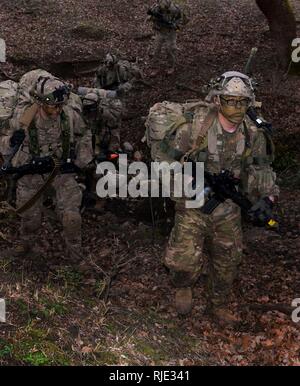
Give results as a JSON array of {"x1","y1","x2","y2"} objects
[
  {"x1": 218, "y1": 95, "x2": 250, "y2": 124},
  {"x1": 42, "y1": 104, "x2": 63, "y2": 119}
]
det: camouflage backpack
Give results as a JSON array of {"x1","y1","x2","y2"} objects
[
  {"x1": 0, "y1": 80, "x2": 19, "y2": 131},
  {"x1": 17, "y1": 69, "x2": 82, "y2": 112},
  {"x1": 144, "y1": 100, "x2": 217, "y2": 163},
  {"x1": 100, "y1": 97, "x2": 123, "y2": 128}
]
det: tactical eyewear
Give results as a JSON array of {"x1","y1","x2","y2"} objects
[{"x1": 220, "y1": 96, "x2": 251, "y2": 108}]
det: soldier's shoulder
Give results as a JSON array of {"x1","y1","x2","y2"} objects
[
  {"x1": 184, "y1": 100, "x2": 213, "y2": 119},
  {"x1": 244, "y1": 116, "x2": 270, "y2": 147},
  {"x1": 96, "y1": 64, "x2": 105, "y2": 74},
  {"x1": 118, "y1": 59, "x2": 131, "y2": 68}
]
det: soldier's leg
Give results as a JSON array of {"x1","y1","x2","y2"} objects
[
  {"x1": 208, "y1": 204, "x2": 243, "y2": 324},
  {"x1": 165, "y1": 30, "x2": 177, "y2": 73},
  {"x1": 150, "y1": 31, "x2": 164, "y2": 76},
  {"x1": 153, "y1": 31, "x2": 164, "y2": 59},
  {"x1": 108, "y1": 127, "x2": 121, "y2": 152},
  {"x1": 16, "y1": 175, "x2": 43, "y2": 254},
  {"x1": 54, "y1": 175, "x2": 83, "y2": 261},
  {"x1": 164, "y1": 201, "x2": 209, "y2": 314}
]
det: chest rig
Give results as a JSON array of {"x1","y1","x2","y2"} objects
[
  {"x1": 204, "y1": 119, "x2": 251, "y2": 173},
  {"x1": 28, "y1": 110, "x2": 72, "y2": 161}
]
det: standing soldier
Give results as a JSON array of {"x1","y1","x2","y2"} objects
[
  {"x1": 9, "y1": 76, "x2": 93, "y2": 260},
  {"x1": 93, "y1": 53, "x2": 142, "y2": 152},
  {"x1": 163, "y1": 72, "x2": 279, "y2": 325},
  {"x1": 147, "y1": 0, "x2": 184, "y2": 76}
]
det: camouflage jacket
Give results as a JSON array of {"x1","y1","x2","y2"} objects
[
  {"x1": 189, "y1": 108, "x2": 279, "y2": 201},
  {"x1": 148, "y1": 2, "x2": 182, "y2": 31},
  {"x1": 9, "y1": 98, "x2": 93, "y2": 169}
]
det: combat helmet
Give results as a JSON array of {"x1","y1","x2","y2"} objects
[
  {"x1": 104, "y1": 53, "x2": 118, "y2": 67},
  {"x1": 205, "y1": 71, "x2": 256, "y2": 104},
  {"x1": 31, "y1": 76, "x2": 70, "y2": 105},
  {"x1": 81, "y1": 92, "x2": 99, "y2": 115},
  {"x1": 159, "y1": 0, "x2": 172, "y2": 8}
]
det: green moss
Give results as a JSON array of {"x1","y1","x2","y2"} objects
[
  {"x1": 55, "y1": 267, "x2": 83, "y2": 291},
  {"x1": 0, "y1": 340, "x2": 13, "y2": 359},
  {"x1": 12, "y1": 327, "x2": 71, "y2": 366},
  {"x1": 94, "y1": 350, "x2": 119, "y2": 365},
  {"x1": 40, "y1": 298, "x2": 69, "y2": 317},
  {"x1": 15, "y1": 299, "x2": 29, "y2": 315},
  {"x1": 135, "y1": 340, "x2": 168, "y2": 363}
]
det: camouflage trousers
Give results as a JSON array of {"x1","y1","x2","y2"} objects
[
  {"x1": 153, "y1": 30, "x2": 177, "y2": 68},
  {"x1": 164, "y1": 200, "x2": 243, "y2": 308},
  {"x1": 96, "y1": 126, "x2": 120, "y2": 153},
  {"x1": 16, "y1": 173, "x2": 83, "y2": 252}
]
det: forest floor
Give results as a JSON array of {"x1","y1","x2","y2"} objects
[{"x1": 0, "y1": 0, "x2": 299, "y2": 365}]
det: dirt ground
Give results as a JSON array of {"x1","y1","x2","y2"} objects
[{"x1": 0, "y1": 0, "x2": 299, "y2": 365}]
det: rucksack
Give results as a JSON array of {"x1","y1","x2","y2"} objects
[
  {"x1": 99, "y1": 97, "x2": 123, "y2": 128},
  {"x1": 144, "y1": 100, "x2": 217, "y2": 163},
  {"x1": 17, "y1": 69, "x2": 83, "y2": 113},
  {"x1": 0, "y1": 80, "x2": 19, "y2": 131}
]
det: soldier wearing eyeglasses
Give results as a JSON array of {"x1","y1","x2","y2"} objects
[
  {"x1": 163, "y1": 71, "x2": 279, "y2": 325},
  {"x1": 8, "y1": 74, "x2": 93, "y2": 260}
]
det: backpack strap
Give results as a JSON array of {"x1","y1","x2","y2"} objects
[
  {"x1": 19, "y1": 103, "x2": 39, "y2": 128},
  {"x1": 21, "y1": 106, "x2": 72, "y2": 160},
  {"x1": 181, "y1": 104, "x2": 218, "y2": 161}
]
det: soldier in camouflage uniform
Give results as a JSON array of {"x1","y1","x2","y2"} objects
[
  {"x1": 147, "y1": 0, "x2": 183, "y2": 76},
  {"x1": 93, "y1": 53, "x2": 141, "y2": 151},
  {"x1": 163, "y1": 72, "x2": 279, "y2": 325},
  {"x1": 94, "y1": 53, "x2": 142, "y2": 95},
  {"x1": 78, "y1": 87, "x2": 123, "y2": 153},
  {"x1": 9, "y1": 76, "x2": 93, "y2": 260}
]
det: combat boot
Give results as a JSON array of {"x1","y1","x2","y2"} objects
[
  {"x1": 12, "y1": 240, "x2": 32, "y2": 257},
  {"x1": 175, "y1": 287, "x2": 192, "y2": 315}
]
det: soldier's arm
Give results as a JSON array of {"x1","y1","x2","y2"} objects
[
  {"x1": 94, "y1": 66, "x2": 104, "y2": 88},
  {"x1": 116, "y1": 64, "x2": 137, "y2": 94},
  {"x1": 246, "y1": 127, "x2": 279, "y2": 201},
  {"x1": 69, "y1": 108, "x2": 94, "y2": 168},
  {"x1": 0, "y1": 132, "x2": 11, "y2": 156}
]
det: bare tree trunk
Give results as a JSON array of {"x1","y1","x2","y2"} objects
[{"x1": 256, "y1": 0, "x2": 296, "y2": 69}]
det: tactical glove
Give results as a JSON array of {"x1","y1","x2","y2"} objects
[
  {"x1": 106, "y1": 90, "x2": 117, "y2": 99},
  {"x1": 248, "y1": 196, "x2": 274, "y2": 227},
  {"x1": 116, "y1": 86, "x2": 126, "y2": 98},
  {"x1": 9, "y1": 129, "x2": 25, "y2": 148}
]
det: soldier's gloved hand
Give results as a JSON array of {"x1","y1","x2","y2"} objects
[
  {"x1": 116, "y1": 86, "x2": 126, "y2": 98},
  {"x1": 77, "y1": 87, "x2": 88, "y2": 96},
  {"x1": 9, "y1": 129, "x2": 25, "y2": 148},
  {"x1": 106, "y1": 90, "x2": 117, "y2": 99},
  {"x1": 248, "y1": 196, "x2": 274, "y2": 226}
]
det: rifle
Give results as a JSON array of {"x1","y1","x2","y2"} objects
[
  {"x1": 0, "y1": 156, "x2": 81, "y2": 179},
  {"x1": 147, "y1": 9, "x2": 178, "y2": 30},
  {"x1": 190, "y1": 164, "x2": 279, "y2": 230},
  {"x1": 246, "y1": 106, "x2": 273, "y2": 136}
]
